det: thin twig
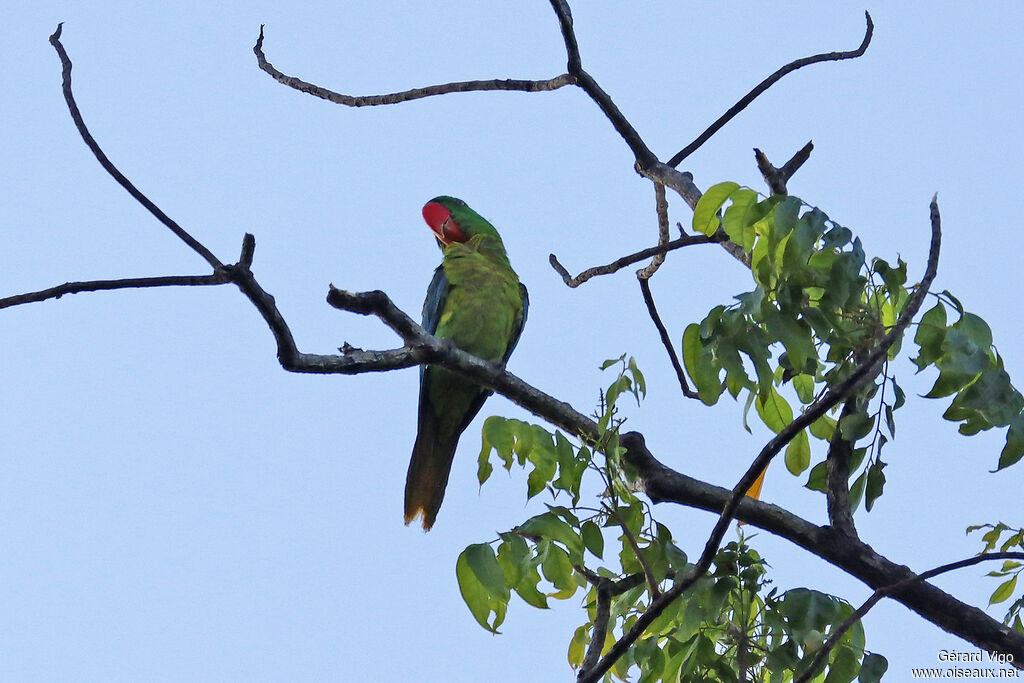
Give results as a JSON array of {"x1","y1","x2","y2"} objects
[
  {"x1": 549, "y1": 233, "x2": 719, "y2": 287},
  {"x1": 49, "y1": 24, "x2": 223, "y2": 270},
  {"x1": 0, "y1": 273, "x2": 229, "y2": 310},
  {"x1": 794, "y1": 552, "x2": 1024, "y2": 683},
  {"x1": 667, "y1": 13, "x2": 873, "y2": 167},
  {"x1": 606, "y1": 505, "x2": 661, "y2": 599},
  {"x1": 638, "y1": 277, "x2": 699, "y2": 400},
  {"x1": 254, "y1": 25, "x2": 573, "y2": 106},
  {"x1": 580, "y1": 196, "x2": 940, "y2": 683}
]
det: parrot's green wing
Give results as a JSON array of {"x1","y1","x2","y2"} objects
[{"x1": 405, "y1": 203, "x2": 527, "y2": 530}]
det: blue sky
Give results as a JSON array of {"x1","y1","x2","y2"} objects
[{"x1": 2, "y1": 1, "x2": 1023, "y2": 680}]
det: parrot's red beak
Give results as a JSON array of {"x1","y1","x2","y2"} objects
[{"x1": 423, "y1": 202, "x2": 467, "y2": 245}]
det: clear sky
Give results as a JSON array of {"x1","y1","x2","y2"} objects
[{"x1": 2, "y1": 1, "x2": 1023, "y2": 680}]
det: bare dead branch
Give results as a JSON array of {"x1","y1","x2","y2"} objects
[
  {"x1": 580, "y1": 195, "x2": 940, "y2": 683},
  {"x1": 253, "y1": 26, "x2": 573, "y2": 107},
  {"x1": 49, "y1": 24, "x2": 223, "y2": 270},
  {"x1": 795, "y1": 552, "x2": 1024, "y2": 682},
  {"x1": 545, "y1": 0, "x2": 657, "y2": 168},
  {"x1": 754, "y1": 141, "x2": 814, "y2": 195},
  {"x1": 667, "y1": 13, "x2": 873, "y2": 167},
  {"x1": 548, "y1": 0, "x2": 582, "y2": 74},
  {"x1": 636, "y1": 183, "x2": 670, "y2": 279},
  {"x1": 549, "y1": 232, "x2": 719, "y2": 287},
  {"x1": 0, "y1": 273, "x2": 230, "y2": 310},
  {"x1": 638, "y1": 277, "x2": 699, "y2": 400}
]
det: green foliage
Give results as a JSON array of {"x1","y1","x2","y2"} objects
[
  {"x1": 461, "y1": 358, "x2": 885, "y2": 680},
  {"x1": 685, "y1": 183, "x2": 1024, "y2": 513},
  {"x1": 459, "y1": 185, "x2": 1024, "y2": 679},
  {"x1": 967, "y1": 523, "x2": 1024, "y2": 632}
]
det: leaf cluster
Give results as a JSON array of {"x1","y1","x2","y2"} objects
[
  {"x1": 460, "y1": 360, "x2": 885, "y2": 680},
  {"x1": 968, "y1": 523, "x2": 1024, "y2": 631},
  {"x1": 684, "y1": 184, "x2": 1024, "y2": 512}
]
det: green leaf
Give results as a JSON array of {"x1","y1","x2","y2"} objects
[
  {"x1": 810, "y1": 415, "x2": 837, "y2": 442},
  {"x1": 785, "y1": 430, "x2": 811, "y2": 475},
  {"x1": 628, "y1": 356, "x2": 647, "y2": 399},
  {"x1": 762, "y1": 305, "x2": 817, "y2": 372},
  {"x1": 990, "y1": 575, "x2": 1018, "y2": 605},
  {"x1": 839, "y1": 412, "x2": 874, "y2": 442},
  {"x1": 600, "y1": 354, "x2": 625, "y2": 370},
  {"x1": 518, "y1": 512, "x2": 584, "y2": 559},
  {"x1": 859, "y1": 653, "x2": 888, "y2": 682},
  {"x1": 581, "y1": 520, "x2": 604, "y2": 559},
  {"x1": 541, "y1": 544, "x2": 577, "y2": 596},
  {"x1": 693, "y1": 181, "x2": 740, "y2": 236},
  {"x1": 479, "y1": 416, "x2": 513, "y2": 481},
  {"x1": 567, "y1": 625, "x2": 589, "y2": 669},
  {"x1": 464, "y1": 543, "x2": 508, "y2": 600},
  {"x1": 999, "y1": 414, "x2": 1024, "y2": 469},
  {"x1": 865, "y1": 460, "x2": 887, "y2": 511},
  {"x1": 793, "y1": 373, "x2": 815, "y2": 404},
  {"x1": 721, "y1": 188, "x2": 760, "y2": 251},
  {"x1": 849, "y1": 471, "x2": 867, "y2": 511},
  {"x1": 457, "y1": 544, "x2": 508, "y2": 633},
  {"x1": 756, "y1": 387, "x2": 794, "y2": 434},
  {"x1": 805, "y1": 461, "x2": 828, "y2": 492},
  {"x1": 824, "y1": 646, "x2": 860, "y2": 683},
  {"x1": 682, "y1": 323, "x2": 722, "y2": 405}
]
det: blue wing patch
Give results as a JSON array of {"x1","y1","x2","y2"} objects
[{"x1": 422, "y1": 265, "x2": 449, "y2": 336}]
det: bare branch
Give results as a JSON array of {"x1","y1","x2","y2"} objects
[
  {"x1": 544, "y1": 1, "x2": 657, "y2": 168},
  {"x1": 754, "y1": 141, "x2": 814, "y2": 195},
  {"x1": 549, "y1": 232, "x2": 719, "y2": 288},
  {"x1": 638, "y1": 277, "x2": 699, "y2": 400},
  {"x1": 253, "y1": 26, "x2": 573, "y2": 107},
  {"x1": 635, "y1": 183, "x2": 670, "y2": 279},
  {"x1": 49, "y1": 24, "x2": 223, "y2": 270},
  {"x1": 0, "y1": 273, "x2": 229, "y2": 310},
  {"x1": 547, "y1": 0, "x2": 582, "y2": 74},
  {"x1": 795, "y1": 552, "x2": 1024, "y2": 682},
  {"x1": 667, "y1": 13, "x2": 873, "y2": 167}
]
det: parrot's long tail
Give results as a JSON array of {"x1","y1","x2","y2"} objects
[{"x1": 404, "y1": 416, "x2": 459, "y2": 531}]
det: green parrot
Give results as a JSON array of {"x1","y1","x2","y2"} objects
[{"x1": 405, "y1": 196, "x2": 528, "y2": 530}]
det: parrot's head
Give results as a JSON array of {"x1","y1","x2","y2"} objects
[{"x1": 422, "y1": 196, "x2": 505, "y2": 249}]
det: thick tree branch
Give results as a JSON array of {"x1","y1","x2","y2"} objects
[
  {"x1": 666, "y1": 13, "x2": 873, "y2": 167},
  {"x1": 579, "y1": 578, "x2": 612, "y2": 676},
  {"x1": 623, "y1": 433, "x2": 1024, "y2": 668},
  {"x1": 253, "y1": 25, "x2": 573, "y2": 106},
  {"x1": 825, "y1": 398, "x2": 860, "y2": 535},
  {"x1": 49, "y1": 24, "x2": 223, "y2": 270}
]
